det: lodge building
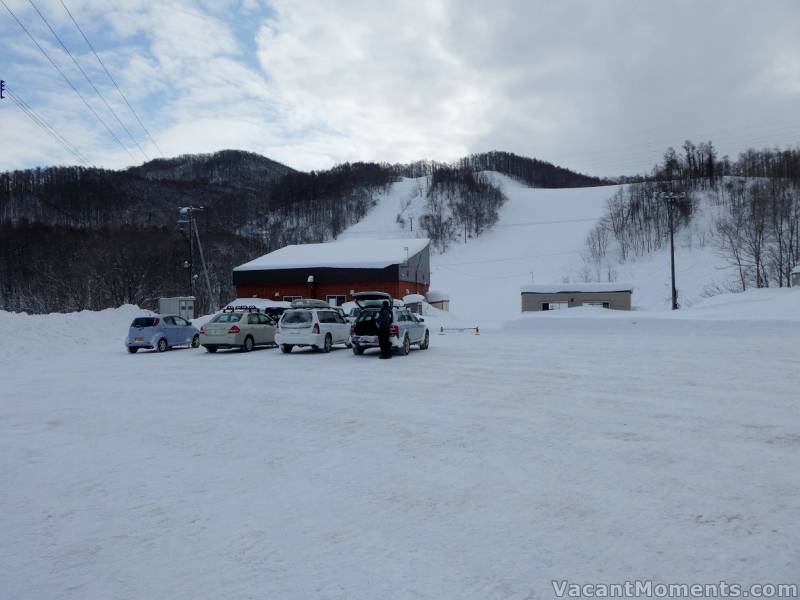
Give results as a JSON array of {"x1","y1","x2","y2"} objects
[{"x1": 233, "y1": 238, "x2": 431, "y2": 306}]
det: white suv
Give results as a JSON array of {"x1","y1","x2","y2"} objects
[{"x1": 276, "y1": 308, "x2": 352, "y2": 353}]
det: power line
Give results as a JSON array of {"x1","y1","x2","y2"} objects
[
  {"x1": 0, "y1": 0, "x2": 135, "y2": 161},
  {"x1": 59, "y1": 0, "x2": 162, "y2": 157},
  {"x1": 6, "y1": 85, "x2": 90, "y2": 166},
  {"x1": 26, "y1": 0, "x2": 146, "y2": 160}
]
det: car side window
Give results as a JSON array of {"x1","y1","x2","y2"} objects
[
  {"x1": 333, "y1": 312, "x2": 346, "y2": 324},
  {"x1": 318, "y1": 311, "x2": 334, "y2": 324},
  {"x1": 163, "y1": 316, "x2": 175, "y2": 326},
  {"x1": 248, "y1": 314, "x2": 259, "y2": 325},
  {"x1": 174, "y1": 316, "x2": 187, "y2": 326}
]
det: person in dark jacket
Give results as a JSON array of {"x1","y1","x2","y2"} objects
[{"x1": 376, "y1": 300, "x2": 393, "y2": 359}]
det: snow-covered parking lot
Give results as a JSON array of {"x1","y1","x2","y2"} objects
[{"x1": 2, "y1": 304, "x2": 800, "y2": 599}]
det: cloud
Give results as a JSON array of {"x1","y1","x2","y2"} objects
[{"x1": 2, "y1": 0, "x2": 799, "y2": 174}]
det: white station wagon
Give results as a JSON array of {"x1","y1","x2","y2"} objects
[{"x1": 275, "y1": 307, "x2": 351, "y2": 353}]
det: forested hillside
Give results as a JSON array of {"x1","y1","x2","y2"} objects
[
  {"x1": 582, "y1": 142, "x2": 800, "y2": 295},
  {"x1": 1, "y1": 150, "x2": 598, "y2": 313}
]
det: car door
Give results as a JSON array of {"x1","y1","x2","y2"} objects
[
  {"x1": 317, "y1": 310, "x2": 334, "y2": 340},
  {"x1": 331, "y1": 310, "x2": 349, "y2": 343},
  {"x1": 245, "y1": 313, "x2": 262, "y2": 344},
  {"x1": 259, "y1": 313, "x2": 276, "y2": 344},
  {"x1": 173, "y1": 316, "x2": 194, "y2": 345},
  {"x1": 161, "y1": 316, "x2": 179, "y2": 345},
  {"x1": 408, "y1": 311, "x2": 425, "y2": 343}
]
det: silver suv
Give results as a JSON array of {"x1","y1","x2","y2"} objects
[{"x1": 349, "y1": 292, "x2": 430, "y2": 356}]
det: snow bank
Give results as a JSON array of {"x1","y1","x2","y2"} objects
[{"x1": 0, "y1": 304, "x2": 149, "y2": 361}]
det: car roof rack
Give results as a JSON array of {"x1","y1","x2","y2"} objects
[{"x1": 223, "y1": 305, "x2": 261, "y2": 313}]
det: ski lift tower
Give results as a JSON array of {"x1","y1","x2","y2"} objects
[{"x1": 178, "y1": 206, "x2": 216, "y2": 312}]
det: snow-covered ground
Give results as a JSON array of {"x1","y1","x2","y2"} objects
[{"x1": 2, "y1": 291, "x2": 800, "y2": 599}]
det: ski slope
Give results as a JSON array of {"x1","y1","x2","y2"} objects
[{"x1": 340, "y1": 173, "x2": 621, "y2": 321}]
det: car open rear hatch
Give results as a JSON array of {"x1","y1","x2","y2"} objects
[{"x1": 352, "y1": 291, "x2": 393, "y2": 308}]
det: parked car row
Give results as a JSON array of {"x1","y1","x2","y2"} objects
[{"x1": 124, "y1": 293, "x2": 430, "y2": 357}]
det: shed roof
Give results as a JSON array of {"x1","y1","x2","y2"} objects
[
  {"x1": 521, "y1": 283, "x2": 634, "y2": 294},
  {"x1": 792, "y1": 265, "x2": 800, "y2": 275},
  {"x1": 426, "y1": 290, "x2": 449, "y2": 302},
  {"x1": 234, "y1": 238, "x2": 430, "y2": 272}
]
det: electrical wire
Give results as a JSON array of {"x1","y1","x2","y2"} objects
[
  {"x1": 6, "y1": 86, "x2": 90, "y2": 166},
  {"x1": 1, "y1": 0, "x2": 135, "y2": 161},
  {"x1": 59, "y1": 0, "x2": 162, "y2": 157},
  {"x1": 27, "y1": 0, "x2": 146, "y2": 160}
]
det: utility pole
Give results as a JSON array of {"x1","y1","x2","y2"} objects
[
  {"x1": 661, "y1": 192, "x2": 686, "y2": 310},
  {"x1": 179, "y1": 207, "x2": 215, "y2": 311}
]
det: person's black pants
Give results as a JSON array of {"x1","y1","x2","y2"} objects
[{"x1": 378, "y1": 329, "x2": 392, "y2": 358}]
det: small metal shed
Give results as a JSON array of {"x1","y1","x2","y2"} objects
[
  {"x1": 158, "y1": 296, "x2": 195, "y2": 320},
  {"x1": 792, "y1": 265, "x2": 800, "y2": 287},
  {"x1": 521, "y1": 283, "x2": 633, "y2": 311}
]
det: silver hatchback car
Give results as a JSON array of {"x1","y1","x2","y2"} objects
[{"x1": 199, "y1": 306, "x2": 277, "y2": 353}]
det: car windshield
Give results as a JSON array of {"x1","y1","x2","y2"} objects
[
  {"x1": 281, "y1": 310, "x2": 312, "y2": 324},
  {"x1": 211, "y1": 313, "x2": 243, "y2": 323},
  {"x1": 131, "y1": 317, "x2": 157, "y2": 327}
]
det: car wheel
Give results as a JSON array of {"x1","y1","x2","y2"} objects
[
  {"x1": 420, "y1": 331, "x2": 429, "y2": 350},
  {"x1": 280, "y1": 344, "x2": 294, "y2": 354},
  {"x1": 127, "y1": 347, "x2": 139, "y2": 354},
  {"x1": 191, "y1": 335, "x2": 200, "y2": 348},
  {"x1": 205, "y1": 345, "x2": 218, "y2": 353},
  {"x1": 352, "y1": 344, "x2": 364, "y2": 355},
  {"x1": 242, "y1": 336, "x2": 254, "y2": 352},
  {"x1": 322, "y1": 334, "x2": 332, "y2": 353},
  {"x1": 156, "y1": 338, "x2": 168, "y2": 353},
  {"x1": 401, "y1": 335, "x2": 411, "y2": 356}
]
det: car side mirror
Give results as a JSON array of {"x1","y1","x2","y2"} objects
[
  {"x1": 187, "y1": 321, "x2": 193, "y2": 326},
  {"x1": 418, "y1": 317, "x2": 424, "y2": 322}
]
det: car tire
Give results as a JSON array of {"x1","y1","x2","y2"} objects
[
  {"x1": 281, "y1": 344, "x2": 294, "y2": 354},
  {"x1": 127, "y1": 347, "x2": 138, "y2": 354},
  {"x1": 156, "y1": 338, "x2": 168, "y2": 353},
  {"x1": 352, "y1": 344, "x2": 364, "y2": 355},
  {"x1": 242, "y1": 336, "x2": 254, "y2": 352},
  {"x1": 419, "y1": 331, "x2": 429, "y2": 350},
  {"x1": 322, "y1": 334, "x2": 332, "y2": 353},
  {"x1": 205, "y1": 345, "x2": 218, "y2": 353},
  {"x1": 401, "y1": 334, "x2": 411, "y2": 356},
  {"x1": 191, "y1": 335, "x2": 200, "y2": 348}
]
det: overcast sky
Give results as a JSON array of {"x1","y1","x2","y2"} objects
[{"x1": 1, "y1": 0, "x2": 799, "y2": 176}]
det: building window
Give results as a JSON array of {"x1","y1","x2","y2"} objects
[
  {"x1": 326, "y1": 295, "x2": 346, "y2": 307},
  {"x1": 283, "y1": 296, "x2": 302, "y2": 302},
  {"x1": 582, "y1": 301, "x2": 610, "y2": 308},
  {"x1": 542, "y1": 301, "x2": 569, "y2": 310}
]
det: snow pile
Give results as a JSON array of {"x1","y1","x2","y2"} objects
[{"x1": 0, "y1": 304, "x2": 148, "y2": 361}]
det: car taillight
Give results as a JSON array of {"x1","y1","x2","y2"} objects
[
  {"x1": 350, "y1": 325, "x2": 354, "y2": 335},
  {"x1": 390, "y1": 324, "x2": 400, "y2": 335},
  {"x1": 312, "y1": 323, "x2": 320, "y2": 334},
  {"x1": 199, "y1": 327, "x2": 205, "y2": 334},
  {"x1": 153, "y1": 318, "x2": 160, "y2": 326},
  {"x1": 229, "y1": 325, "x2": 240, "y2": 334}
]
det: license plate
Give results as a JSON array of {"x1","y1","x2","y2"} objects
[{"x1": 134, "y1": 337, "x2": 144, "y2": 342}]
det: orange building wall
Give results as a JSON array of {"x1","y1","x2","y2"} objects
[{"x1": 235, "y1": 280, "x2": 429, "y2": 302}]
